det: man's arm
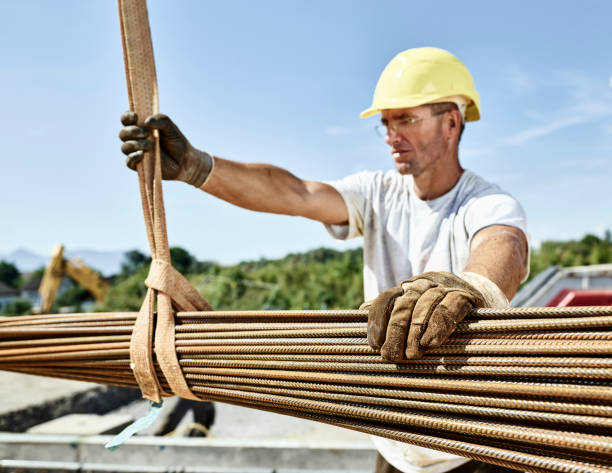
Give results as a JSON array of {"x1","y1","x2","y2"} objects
[
  {"x1": 202, "y1": 157, "x2": 349, "y2": 226},
  {"x1": 366, "y1": 224, "x2": 529, "y2": 361},
  {"x1": 464, "y1": 224, "x2": 529, "y2": 300},
  {"x1": 119, "y1": 112, "x2": 349, "y2": 226}
]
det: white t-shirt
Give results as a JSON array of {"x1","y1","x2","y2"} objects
[
  {"x1": 325, "y1": 169, "x2": 528, "y2": 301},
  {"x1": 324, "y1": 169, "x2": 529, "y2": 473}
]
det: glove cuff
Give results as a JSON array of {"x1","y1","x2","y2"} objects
[
  {"x1": 458, "y1": 272, "x2": 508, "y2": 308},
  {"x1": 182, "y1": 148, "x2": 214, "y2": 188}
]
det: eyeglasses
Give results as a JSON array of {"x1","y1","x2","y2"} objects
[{"x1": 374, "y1": 109, "x2": 450, "y2": 138}]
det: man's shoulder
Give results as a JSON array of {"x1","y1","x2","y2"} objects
[
  {"x1": 339, "y1": 169, "x2": 390, "y2": 181},
  {"x1": 334, "y1": 169, "x2": 406, "y2": 192},
  {"x1": 458, "y1": 170, "x2": 512, "y2": 199},
  {"x1": 457, "y1": 171, "x2": 526, "y2": 225}
]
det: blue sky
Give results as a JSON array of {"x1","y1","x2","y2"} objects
[{"x1": 1, "y1": 1, "x2": 611, "y2": 264}]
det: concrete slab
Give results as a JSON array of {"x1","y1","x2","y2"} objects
[
  {"x1": 0, "y1": 433, "x2": 377, "y2": 471},
  {"x1": 0, "y1": 458, "x2": 372, "y2": 473},
  {"x1": 0, "y1": 371, "x2": 96, "y2": 414},
  {"x1": 0, "y1": 371, "x2": 140, "y2": 432},
  {"x1": 0, "y1": 372, "x2": 377, "y2": 470},
  {"x1": 209, "y1": 402, "x2": 372, "y2": 444},
  {"x1": 113, "y1": 396, "x2": 371, "y2": 444},
  {"x1": 27, "y1": 413, "x2": 133, "y2": 435}
]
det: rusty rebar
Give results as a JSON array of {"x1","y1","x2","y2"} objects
[{"x1": 2, "y1": 307, "x2": 612, "y2": 471}]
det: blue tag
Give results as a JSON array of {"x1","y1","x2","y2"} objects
[{"x1": 105, "y1": 400, "x2": 163, "y2": 450}]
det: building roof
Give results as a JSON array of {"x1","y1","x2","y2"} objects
[
  {"x1": 21, "y1": 275, "x2": 42, "y2": 292},
  {"x1": 0, "y1": 281, "x2": 20, "y2": 297}
]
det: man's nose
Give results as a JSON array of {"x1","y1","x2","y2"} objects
[{"x1": 385, "y1": 127, "x2": 400, "y2": 146}]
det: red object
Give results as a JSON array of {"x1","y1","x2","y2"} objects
[{"x1": 547, "y1": 289, "x2": 612, "y2": 307}]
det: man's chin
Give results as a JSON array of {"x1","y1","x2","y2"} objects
[{"x1": 394, "y1": 163, "x2": 415, "y2": 175}]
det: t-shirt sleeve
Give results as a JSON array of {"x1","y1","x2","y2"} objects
[
  {"x1": 464, "y1": 192, "x2": 530, "y2": 280},
  {"x1": 464, "y1": 193, "x2": 528, "y2": 243},
  {"x1": 323, "y1": 171, "x2": 374, "y2": 240}
]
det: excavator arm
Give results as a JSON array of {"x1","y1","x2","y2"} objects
[
  {"x1": 38, "y1": 245, "x2": 65, "y2": 314},
  {"x1": 64, "y1": 258, "x2": 108, "y2": 303},
  {"x1": 38, "y1": 244, "x2": 109, "y2": 313}
]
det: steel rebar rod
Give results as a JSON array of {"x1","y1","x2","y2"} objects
[{"x1": 3, "y1": 305, "x2": 612, "y2": 473}]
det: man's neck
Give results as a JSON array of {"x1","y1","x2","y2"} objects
[{"x1": 412, "y1": 161, "x2": 464, "y2": 201}]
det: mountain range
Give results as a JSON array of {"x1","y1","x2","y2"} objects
[{"x1": 0, "y1": 248, "x2": 127, "y2": 276}]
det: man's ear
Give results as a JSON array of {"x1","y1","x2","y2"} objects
[{"x1": 444, "y1": 109, "x2": 462, "y2": 142}]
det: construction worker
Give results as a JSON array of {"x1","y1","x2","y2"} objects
[{"x1": 119, "y1": 47, "x2": 528, "y2": 473}]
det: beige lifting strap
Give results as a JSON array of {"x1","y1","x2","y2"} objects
[{"x1": 118, "y1": 0, "x2": 212, "y2": 403}]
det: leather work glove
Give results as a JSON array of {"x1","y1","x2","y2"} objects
[
  {"x1": 119, "y1": 111, "x2": 214, "y2": 188},
  {"x1": 366, "y1": 272, "x2": 487, "y2": 361}
]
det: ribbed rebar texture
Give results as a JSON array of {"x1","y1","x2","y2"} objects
[{"x1": 1, "y1": 306, "x2": 612, "y2": 472}]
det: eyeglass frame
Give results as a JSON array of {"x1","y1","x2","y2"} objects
[{"x1": 374, "y1": 105, "x2": 456, "y2": 138}]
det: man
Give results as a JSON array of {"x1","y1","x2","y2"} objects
[{"x1": 119, "y1": 47, "x2": 529, "y2": 473}]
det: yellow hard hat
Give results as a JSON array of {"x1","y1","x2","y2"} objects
[{"x1": 360, "y1": 47, "x2": 480, "y2": 122}]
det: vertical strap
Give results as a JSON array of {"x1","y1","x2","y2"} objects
[
  {"x1": 129, "y1": 289, "x2": 163, "y2": 401},
  {"x1": 118, "y1": 0, "x2": 158, "y2": 256},
  {"x1": 119, "y1": 0, "x2": 164, "y2": 403},
  {"x1": 118, "y1": 0, "x2": 211, "y2": 403}
]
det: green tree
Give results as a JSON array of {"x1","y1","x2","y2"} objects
[
  {"x1": 100, "y1": 232, "x2": 612, "y2": 314},
  {"x1": 2, "y1": 298, "x2": 32, "y2": 316},
  {"x1": 30, "y1": 266, "x2": 46, "y2": 279},
  {"x1": 54, "y1": 280, "x2": 90, "y2": 310},
  {"x1": 195, "y1": 247, "x2": 364, "y2": 310},
  {"x1": 98, "y1": 265, "x2": 149, "y2": 311},
  {"x1": 527, "y1": 233, "x2": 612, "y2": 282},
  {"x1": 120, "y1": 249, "x2": 151, "y2": 278},
  {"x1": 170, "y1": 247, "x2": 198, "y2": 275},
  {"x1": 0, "y1": 261, "x2": 20, "y2": 288}
]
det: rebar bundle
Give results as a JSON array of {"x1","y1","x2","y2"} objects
[
  {"x1": 2, "y1": 307, "x2": 612, "y2": 472},
  {"x1": 4, "y1": 2, "x2": 608, "y2": 472}
]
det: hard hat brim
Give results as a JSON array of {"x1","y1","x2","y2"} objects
[{"x1": 360, "y1": 93, "x2": 480, "y2": 122}]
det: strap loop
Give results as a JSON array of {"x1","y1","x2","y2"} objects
[{"x1": 146, "y1": 259, "x2": 213, "y2": 312}]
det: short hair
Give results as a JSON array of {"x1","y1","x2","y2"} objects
[{"x1": 426, "y1": 102, "x2": 465, "y2": 142}]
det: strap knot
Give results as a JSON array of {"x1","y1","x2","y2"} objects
[{"x1": 145, "y1": 258, "x2": 212, "y2": 312}]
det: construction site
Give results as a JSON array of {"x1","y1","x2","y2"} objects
[{"x1": 1, "y1": 2, "x2": 611, "y2": 473}]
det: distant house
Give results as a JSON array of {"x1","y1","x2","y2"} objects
[
  {"x1": 20, "y1": 275, "x2": 42, "y2": 309},
  {"x1": 0, "y1": 281, "x2": 20, "y2": 312},
  {"x1": 20, "y1": 274, "x2": 74, "y2": 312},
  {"x1": 512, "y1": 263, "x2": 612, "y2": 306}
]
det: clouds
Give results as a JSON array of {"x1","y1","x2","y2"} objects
[
  {"x1": 505, "y1": 66, "x2": 534, "y2": 95},
  {"x1": 324, "y1": 125, "x2": 353, "y2": 136},
  {"x1": 464, "y1": 68, "x2": 612, "y2": 158},
  {"x1": 499, "y1": 114, "x2": 595, "y2": 147},
  {"x1": 554, "y1": 156, "x2": 609, "y2": 171}
]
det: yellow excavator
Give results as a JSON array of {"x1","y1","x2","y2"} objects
[{"x1": 38, "y1": 244, "x2": 109, "y2": 313}]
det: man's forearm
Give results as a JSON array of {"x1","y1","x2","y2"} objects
[
  {"x1": 201, "y1": 156, "x2": 348, "y2": 225},
  {"x1": 201, "y1": 157, "x2": 303, "y2": 214},
  {"x1": 464, "y1": 225, "x2": 529, "y2": 300}
]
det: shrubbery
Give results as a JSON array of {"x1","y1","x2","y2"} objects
[
  {"x1": 5, "y1": 231, "x2": 612, "y2": 315},
  {"x1": 100, "y1": 232, "x2": 612, "y2": 311},
  {"x1": 2, "y1": 298, "x2": 32, "y2": 316},
  {"x1": 528, "y1": 232, "x2": 612, "y2": 281}
]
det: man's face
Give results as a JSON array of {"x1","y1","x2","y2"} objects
[{"x1": 380, "y1": 106, "x2": 449, "y2": 176}]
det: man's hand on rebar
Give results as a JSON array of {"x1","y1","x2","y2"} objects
[
  {"x1": 119, "y1": 111, "x2": 213, "y2": 188},
  {"x1": 366, "y1": 272, "x2": 486, "y2": 360}
]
